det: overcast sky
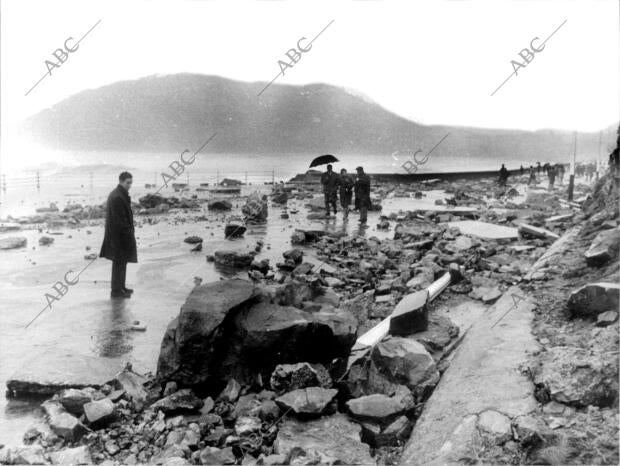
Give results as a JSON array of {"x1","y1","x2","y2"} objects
[{"x1": 1, "y1": 0, "x2": 618, "y2": 152}]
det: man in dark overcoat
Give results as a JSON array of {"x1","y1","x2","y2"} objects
[
  {"x1": 354, "y1": 166, "x2": 371, "y2": 226},
  {"x1": 100, "y1": 172, "x2": 137, "y2": 298}
]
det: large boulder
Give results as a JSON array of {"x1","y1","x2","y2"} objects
[
  {"x1": 274, "y1": 414, "x2": 375, "y2": 465},
  {"x1": 585, "y1": 228, "x2": 620, "y2": 266},
  {"x1": 157, "y1": 279, "x2": 357, "y2": 391},
  {"x1": 218, "y1": 302, "x2": 357, "y2": 384},
  {"x1": 345, "y1": 337, "x2": 439, "y2": 400},
  {"x1": 156, "y1": 279, "x2": 259, "y2": 387},
  {"x1": 567, "y1": 282, "x2": 620, "y2": 318},
  {"x1": 534, "y1": 346, "x2": 618, "y2": 407}
]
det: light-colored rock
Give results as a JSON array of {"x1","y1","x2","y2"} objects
[
  {"x1": 48, "y1": 445, "x2": 91, "y2": 464},
  {"x1": 275, "y1": 414, "x2": 375, "y2": 465},
  {"x1": 275, "y1": 387, "x2": 337, "y2": 415},
  {"x1": 476, "y1": 409, "x2": 512, "y2": 444},
  {"x1": 42, "y1": 400, "x2": 89, "y2": 441},
  {"x1": 83, "y1": 398, "x2": 116, "y2": 427},
  {"x1": 585, "y1": 227, "x2": 620, "y2": 266}
]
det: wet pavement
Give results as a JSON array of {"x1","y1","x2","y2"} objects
[{"x1": 0, "y1": 189, "x2": 437, "y2": 445}]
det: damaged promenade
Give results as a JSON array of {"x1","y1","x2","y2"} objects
[{"x1": 1, "y1": 165, "x2": 619, "y2": 465}]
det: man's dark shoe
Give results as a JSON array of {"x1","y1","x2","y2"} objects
[
  {"x1": 123, "y1": 287, "x2": 134, "y2": 294},
  {"x1": 111, "y1": 290, "x2": 131, "y2": 298}
]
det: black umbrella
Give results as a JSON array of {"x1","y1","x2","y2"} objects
[{"x1": 309, "y1": 154, "x2": 339, "y2": 168}]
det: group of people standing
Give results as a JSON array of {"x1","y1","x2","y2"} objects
[{"x1": 320, "y1": 164, "x2": 371, "y2": 225}]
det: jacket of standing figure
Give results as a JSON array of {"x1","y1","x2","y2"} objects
[
  {"x1": 354, "y1": 173, "x2": 371, "y2": 208},
  {"x1": 339, "y1": 174, "x2": 354, "y2": 206},
  {"x1": 321, "y1": 171, "x2": 340, "y2": 193},
  {"x1": 100, "y1": 185, "x2": 137, "y2": 263}
]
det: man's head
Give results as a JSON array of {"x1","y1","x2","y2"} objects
[
  {"x1": 340, "y1": 168, "x2": 347, "y2": 174},
  {"x1": 119, "y1": 172, "x2": 133, "y2": 191},
  {"x1": 356, "y1": 166, "x2": 364, "y2": 174},
  {"x1": 326, "y1": 164, "x2": 333, "y2": 172}
]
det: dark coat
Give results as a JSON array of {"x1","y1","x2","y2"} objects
[
  {"x1": 339, "y1": 174, "x2": 354, "y2": 207},
  {"x1": 100, "y1": 185, "x2": 137, "y2": 263},
  {"x1": 354, "y1": 173, "x2": 371, "y2": 208},
  {"x1": 321, "y1": 171, "x2": 340, "y2": 193}
]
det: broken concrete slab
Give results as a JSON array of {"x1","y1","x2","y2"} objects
[
  {"x1": 518, "y1": 223, "x2": 560, "y2": 241},
  {"x1": 524, "y1": 227, "x2": 580, "y2": 281},
  {"x1": 389, "y1": 290, "x2": 429, "y2": 336},
  {"x1": 42, "y1": 400, "x2": 90, "y2": 442},
  {"x1": 447, "y1": 221, "x2": 518, "y2": 241},
  {"x1": 83, "y1": 398, "x2": 116, "y2": 428},
  {"x1": 6, "y1": 350, "x2": 120, "y2": 397},
  {"x1": 401, "y1": 287, "x2": 539, "y2": 465}
]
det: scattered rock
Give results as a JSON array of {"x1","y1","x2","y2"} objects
[
  {"x1": 151, "y1": 389, "x2": 204, "y2": 414},
  {"x1": 42, "y1": 400, "x2": 89, "y2": 442},
  {"x1": 207, "y1": 199, "x2": 232, "y2": 211},
  {"x1": 476, "y1": 409, "x2": 512, "y2": 444},
  {"x1": 346, "y1": 391, "x2": 413, "y2": 424},
  {"x1": 219, "y1": 379, "x2": 241, "y2": 403},
  {"x1": 83, "y1": 398, "x2": 116, "y2": 428},
  {"x1": 596, "y1": 310, "x2": 618, "y2": 327},
  {"x1": 585, "y1": 227, "x2": 620, "y2": 266},
  {"x1": 200, "y1": 446, "x2": 236, "y2": 465},
  {"x1": 270, "y1": 363, "x2": 331, "y2": 394},
  {"x1": 48, "y1": 445, "x2": 92, "y2": 464},
  {"x1": 275, "y1": 387, "x2": 338, "y2": 415},
  {"x1": 274, "y1": 414, "x2": 375, "y2": 465},
  {"x1": 535, "y1": 345, "x2": 618, "y2": 407},
  {"x1": 0, "y1": 236, "x2": 27, "y2": 250},
  {"x1": 214, "y1": 250, "x2": 256, "y2": 267},
  {"x1": 567, "y1": 282, "x2": 620, "y2": 318}
]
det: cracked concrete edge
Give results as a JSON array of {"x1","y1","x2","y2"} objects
[{"x1": 400, "y1": 287, "x2": 540, "y2": 466}]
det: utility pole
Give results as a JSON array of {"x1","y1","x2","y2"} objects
[
  {"x1": 596, "y1": 131, "x2": 602, "y2": 181},
  {"x1": 568, "y1": 132, "x2": 577, "y2": 201}
]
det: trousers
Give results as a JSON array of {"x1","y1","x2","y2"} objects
[{"x1": 111, "y1": 261, "x2": 127, "y2": 292}]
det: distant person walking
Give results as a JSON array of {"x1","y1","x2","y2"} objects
[
  {"x1": 557, "y1": 164, "x2": 565, "y2": 185},
  {"x1": 547, "y1": 165, "x2": 556, "y2": 190},
  {"x1": 354, "y1": 166, "x2": 371, "y2": 226},
  {"x1": 100, "y1": 172, "x2": 137, "y2": 298},
  {"x1": 339, "y1": 168, "x2": 354, "y2": 219},
  {"x1": 536, "y1": 162, "x2": 541, "y2": 174},
  {"x1": 498, "y1": 164, "x2": 509, "y2": 186},
  {"x1": 320, "y1": 164, "x2": 340, "y2": 216},
  {"x1": 585, "y1": 163, "x2": 595, "y2": 182},
  {"x1": 528, "y1": 166, "x2": 537, "y2": 185},
  {"x1": 520, "y1": 165, "x2": 524, "y2": 175}
]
